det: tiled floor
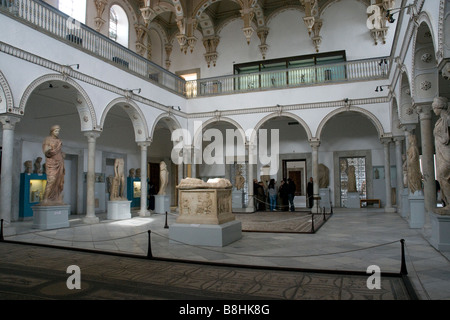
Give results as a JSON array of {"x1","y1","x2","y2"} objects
[{"x1": 2, "y1": 207, "x2": 450, "y2": 300}]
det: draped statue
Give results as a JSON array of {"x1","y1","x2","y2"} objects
[
  {"x1": 432, "y1": 97, "x2": 450, "y2": 214},
  {"x1": 407, "y1": 132, "x2": 423, "y2": 195},
  {"x1": 41, "y1": 125, "x2": 65, "y2": 205},
  {"x1": 158, "y1": 161, "x2": 169, "y2": 195}
]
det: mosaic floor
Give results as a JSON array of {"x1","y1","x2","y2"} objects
[{"x1": 0, "y1": 242, "x2": 413, "y2": 300}]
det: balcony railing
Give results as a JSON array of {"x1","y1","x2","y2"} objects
[
  {"x1": 1, "y1": 0, "x2": 391, "y2": 100},
  {"x1": 0, "y1": 0, "x2": 186, "y2": 94},
  {"x1": 186, "y1": 57, "x2": 391, "y2": 98}
]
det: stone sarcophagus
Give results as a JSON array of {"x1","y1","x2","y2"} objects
[
  {"x1": 177, "y1": 188, "x2": 234, "y2": 225},
  {"x1": 171, "y1": 178, "x2": 242, "y2": 247}
]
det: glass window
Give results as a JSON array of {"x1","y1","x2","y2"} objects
[
  {"x1": 58, "y1": 0, "x2": 86, "y2": 24},
  {"x1": 109, "y1": 5, "x2": 129, "y2": 47},
  {"x1": 340, "y1": 157, "x2": 366, "y2": 207}
]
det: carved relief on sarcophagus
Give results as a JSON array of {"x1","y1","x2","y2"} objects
[{"x1": 177, "y1": 178, "x2": 234, "y2": 225}]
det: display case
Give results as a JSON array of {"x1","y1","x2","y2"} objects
[
  {"x1": 19, "y1": 173, "x2": 47, "y2": 219},
  {"x1": 127, "y1": 177, "x2": 141, "y2": 207}
]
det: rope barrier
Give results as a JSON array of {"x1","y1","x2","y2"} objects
[
  {"x1": 404, "y1": 242, "x2": 431, "y2": 300},
  {"x1": 150, "y1": 229, "x2": 400, "y2": 259},
  {"x1": 17, "y1": 229, "x2": 149, "y2": 243}
]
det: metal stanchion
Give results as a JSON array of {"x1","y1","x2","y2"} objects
[
  {"x1": 164, "y1": 211, "x2": 169, "y2": 229},
  {"x1": 147, "y1": 230, "x2": 153, "y2": 259},
  {"x1": 0, "y1": 219, "x2": 3, "y2": 241},
  {"x1": 323, "y1": 207, "x2": 326, "y2": 221},
  {"x1": 311, "y1": 212, "x2": 315, "y2": 233},
  {"x1": 400, "y1": 239, "x2": 408, "y2": 275}
]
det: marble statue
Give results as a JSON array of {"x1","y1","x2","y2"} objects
[
  {"x1": 24, "y1": 160, "x2": 32, "y2": 174},
  {"x1": 407, "y1": 132, "x2": 423, "y2": 194},
  {"x1": 128, "y1": 168, "x2": 135, "y2": 178},
  {"x1": 41, "y1": 125, "x2": 65, "y2": 205},
  {"x1": 33, "y1": 157, "x2": 43, "y2": 174},
  {"x1": 318, "y1": 163, "x2": 330, "y2": 188},
  {"x1": 402, "y1": 154, "x2": 408, "y2": 188},
  {"x1": 347, "y1": 165, "x2": 357, "y2": 192},
  {"x1": 234, "y1": 164, "x2": 245, "y2": 190},
  {"x1": 110, "y1": 158, "x2": 125, "y2": 200},
  {"x1": 157, "y1": 161, "x2": 169, "y2": 195},
  {"x1": 432, "y1": 96, "x2": 450, "y2": 213}
]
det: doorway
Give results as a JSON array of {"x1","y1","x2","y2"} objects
[{"x1": 282, "y1": 159, "x2": 307, "y2": 207}]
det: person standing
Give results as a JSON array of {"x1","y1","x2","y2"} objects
[
  {"x1": 307, "y1": 177, "x2": 314, "y2": 208},
  {"x1": 268, "y1": 179, "x2": 277, "y2": 212},
  {"x1": 278, "y1": 178, "x2": 289, "y2": 211},
  {"x1": 287, "y1": 178, "x2": 296, "y2": 212}
]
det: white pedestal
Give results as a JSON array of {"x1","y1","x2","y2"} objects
[
  {"x1": 107, "y1": 200, "x2": 131, "y2": 220},
  {"x1": 409, "y1": 191, "x2": 425, "y2": 229},
  {"x1": 319, "y1": 188, "x2": 331, "y2": 209},
  {"x1": 32, "y1": 204, "x2": 70, "y2": 230},
  {"x1": 430, "y1": 212, "x2": 450, "y2": 251},
  {"x1": 346, "y1": 192, "x2": 360, "y2": 208},
  {"x1": 169, "y1": 220, "x2": 242, "y2": 247},
  {"x1": 154, "y1": 195, "x2": 170, "y2": 214},
  {"x1": 401, "y1": 188, "x2": 410, "y2": 218},
  {"x1": 232, "y1": 190, "x2": 244, "y2": 209}
]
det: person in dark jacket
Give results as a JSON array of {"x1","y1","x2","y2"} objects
[
  {"x1": 287, "y1": 178, "x2": 296, "y2": 212},
  {"x1": 307, "y1": 177, "x2": 314, "y2": 208},
  {"x1": 278, "y1": 178, "x2": 289, "y2": 211}
]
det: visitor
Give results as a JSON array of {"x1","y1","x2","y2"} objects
[
  {"x1": 253, "y1": 178, "x2": 259, "y2": 210},
  {"x1": 307, "y1": 177, "x2": 314, "y2": 208},
  {"x1": 278, "y1": 178, "x2": 288, "y2": 211},
  {"x1": 287, "y1": 178, "x2": 296, "y2": 212},
  {"x1": 148, "y1": 182, "x2": 156, "y2": 210},
  {"x1": 257, "y1": 181, "x2": 266, "y2": 211},
  {"x1": 268, "y1": 179, "x2": 277, "y2": 212}
]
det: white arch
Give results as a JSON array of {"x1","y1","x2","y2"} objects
[
  {"x1": 316, "y1": 106, "x2": 386, "y2": 140},
  {"x1": 18, "y1": 73, "x2": 97, "y2": 131},
  {"x1": 100, "y1": 97, "x2": 150, "y2": 142},
  {"x1": 249, "y1": 111, "x2": 313, "y2": 146},
  {"x1": 192, "y1": 116, "x2": 247, "y2": 148},
  {"x1": 0, "y1": 70, "x2": 15, "y2": 114},
  {"x1": 150, "y1": 112, "x2": 184, "y2": 144}
]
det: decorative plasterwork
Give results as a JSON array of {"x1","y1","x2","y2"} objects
[
  {"x1": 366, "y1": 0, "x2": 395, "y2": 45},
  {"x1": 94, "y1": 0, "x2": 108, "y2": 32},
  {"x1": 0, "y1": 70, "x2": 15, "y2": 114}
]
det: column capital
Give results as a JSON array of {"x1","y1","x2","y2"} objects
[
  {"x1": 415, "y1": 103, "x2": 432, "y2": 120},
  {"x1": 84, "y1": 130, "x2": 101, "y2": 141},
  {"x1": 137, "y1": 140, "x2": 152, "y2": 148},
  {"x1": 393, "y1": 136, "x2": 405, "y2": 143},
  {"x1": 309, "y1": 138, "x2": 320, "y2": 148},
  {"x1": 0, "y1": 115, "x2": 21, "y2": 130},
  {"x1": 380, "y1": 137, "x2": 392, "y2": 145}
]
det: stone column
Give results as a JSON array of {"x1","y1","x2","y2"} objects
[
  {"x1": 83, "y1": 131, "x2": 100, "y2": 224},
  {"x1": 247, "y1": 144, "x2": 256, "y2": 212},
  {"x1": 382, "y1": 138, "x2": 396, "y2": 212},
  {"x1": 0, "y1": 115, "x2": 21, "y2": 224},
  {"x1": 417, "y1": 104, "x2": 436, "y2": 211},
  {"x1": 394, "y1": 137, "x2": 404, "y2": 210},
  {"x1": 310, "y1": 140, "x2": 320, "y2": 212},
  {"x1": 138, "y1": 141, "x2": 151, "y2": 217}
]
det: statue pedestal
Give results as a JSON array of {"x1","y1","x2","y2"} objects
[
  {"x1": 107, "y1": 200, "x2": 131, "y2": 220},
  {"x1": 408, "y1": 191, "x2": 425, "y2": 229},
  {"x1": 32, "y1": 204, "x2": 70, "y2": 230},
  {"x1": 346, "y1": 192, "x2": 360, "y2": 208},
  {"x1": 401, "y1": 188, "x2": 410, "y2": 218},
  {"x1": 430, "y1": 211, "x2": 450, "y2": 251},
  {"x1": 232, "y1": 190, "x2": 244, "y2": 209},
  {"x1": 319, "y1": 188, "x2": 331, "y2": 209},
  {"x1": 154, "y1": 195, "x2": 170, "y2": 214},
  {"x1": 170, "y1": 188, "x2": 242, "y2": 246}
]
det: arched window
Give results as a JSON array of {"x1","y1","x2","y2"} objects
[
  {"x1": 109, "y1": 5, "x2": 129, "y2": 47},
  {"x1": 58, "y1": 0, "x2": 86, "y2": 24}
]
